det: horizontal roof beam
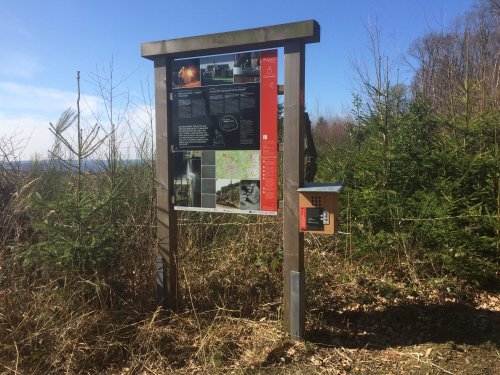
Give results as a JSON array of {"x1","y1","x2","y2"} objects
[{"x1": 141, "y1": 20, "x2": 320, "y2": 59}]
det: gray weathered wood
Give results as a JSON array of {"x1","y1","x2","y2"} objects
[
  {"x1": 283, "y1": 40, "x2": 305, "y2": 336},
  {"x1": 154, "y1": 56, "x2": 179, "y2": 311},
  {"x1": 142, "y1": 20, "x2": 319, "y2": 59}
]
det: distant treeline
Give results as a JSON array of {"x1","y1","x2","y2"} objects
[{"x1": 1, "y1": 159, "x2": 145, "y2": 173}]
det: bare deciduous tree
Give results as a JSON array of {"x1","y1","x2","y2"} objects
[{"x1": 409, "y1": 0, "x2": 499, "y2": 117}]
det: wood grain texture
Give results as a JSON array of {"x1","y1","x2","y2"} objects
[
  {"x1": 154, "y1": 56, "x2": 179, "y2": 311},
  {"x1": 283, "y1": 40, "x2": 305, "y2": 336},
  {"x1": 142, "y1": 20, "x2": 319, "y2": 59}
]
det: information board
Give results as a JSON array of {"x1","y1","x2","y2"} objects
[
  {"x1": 172, "y1": 50, "x2": 278, "y2": 215},
  {"x1": 173, "y1": 84, "x2": 260, "y2": 150}
]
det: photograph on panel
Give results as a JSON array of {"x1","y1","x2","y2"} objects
[
  {"x1": 216, "y1": 179, "x2": 240, "y2": 209},
  {"x1": 233, "y1": 52, "x2": 260, "y2": 83},
  {"x1": 200, "y1": 54, "x2": 234, "y2": 86},
  {"x1": 239, "y1": 180, "x2": 260, "y2": 210},
  {"x1": 172, "y1": 59, "x2": 201, "y2": 88}
]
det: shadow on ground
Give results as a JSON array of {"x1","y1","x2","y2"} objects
[{"x1": 307, "y1": 303, "x2": 499, "y2": 349}]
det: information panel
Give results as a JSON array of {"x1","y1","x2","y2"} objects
[
  {"x1": 172, "y1": 50, "x2": 278, "y2": 215},
  {"x1": 173, "y1": 84, "x2": 260, "y2": 150}
]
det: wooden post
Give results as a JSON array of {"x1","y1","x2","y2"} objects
[
  {"x1": 142, "y1": 19, "x2": 319, "y2": 333},
  {"x1": 153, "y1": 56, "x2": 179, "y2": 311},
  {"x1": 283, "y1": 40, "x2": 305, "y2": 339}
]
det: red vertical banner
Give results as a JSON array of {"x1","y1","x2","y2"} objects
[{"x1": 260, "y1": 50, "x2": 278, "y2": 212}]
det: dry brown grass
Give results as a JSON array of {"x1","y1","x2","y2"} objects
[{"x1": 1, "y1": 206, "x2": 499, "y2": 374}]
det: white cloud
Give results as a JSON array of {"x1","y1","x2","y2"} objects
[
  {"x1": 0, "y1": 81, "x2": 157, "y2": 160},
  {"x1": 0, "y1": 81, "x2": 105, "y2": 159},
  {"x1": 0, "y1": 50, "x2": 43, "y2": 79},
  {"x1": 0, "y1": 113, "x2": 53, "y2": 159},
  {"x1": 0, "y1": 10, "x2": 34, "y2": 41},
  {"x1": 0, "y1": 81, "x2": 76, "y2": 114},
  {"x1": 0, "y1": 81, "x2": 102, "y2": 116}
]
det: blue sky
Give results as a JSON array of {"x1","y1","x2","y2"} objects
[{"x1": 0, "y1": 0, "x2": 478, "y2": 158}]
